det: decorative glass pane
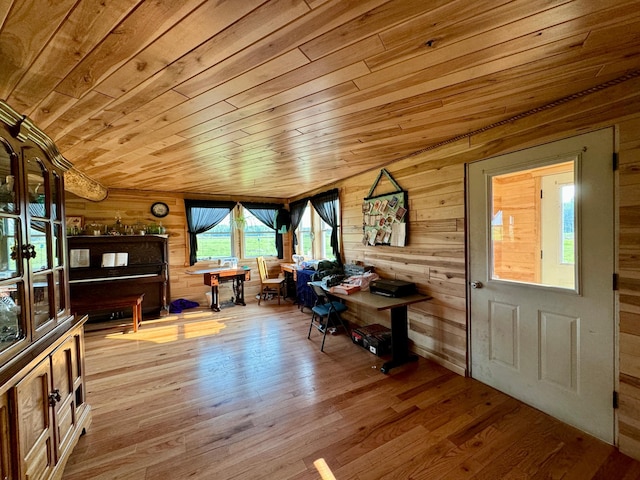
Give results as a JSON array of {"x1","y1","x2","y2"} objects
[
  {"x1": 54, "y1": 223, "x2": 63, "y2": 267},
  {"x1": 29, "y1": 221, "x2": 49, "y2": 272},
  {"x1": 0, "y1": 218, "x2": 19, "y2": 280},
  {"x1": 0, "y1": 142, "x2": 17, "y2": 214},
  {"x1": 0, "y1": 282, "x2": 25, "y2": 352},
  {"x1": 50, "y1": 172, "x2": 60, "y2": 220},
  {"x1": 27, "y1": 157, "x2": 46, "y2": 218},
  {"x1": 32, "y1": 272, "x2": 52, "y2": 329},
  {"x1": 55, "y1": 269, "x2": 64, "y2": 315},
  {"x1": 491, "y1": 160, "x2": 576, "y2": 290}
]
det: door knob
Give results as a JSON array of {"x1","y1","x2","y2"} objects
[{"x1": 470, "y1": 280, "x2": 483, "y2": 289}]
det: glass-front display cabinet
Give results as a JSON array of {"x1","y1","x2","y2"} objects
[{"x1": 0, "y1": 102, "x2": 72, "y2": 369}]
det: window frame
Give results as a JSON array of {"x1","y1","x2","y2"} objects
[{"x1": 293, "y1": 200, "x2": 339, "y2": 261}]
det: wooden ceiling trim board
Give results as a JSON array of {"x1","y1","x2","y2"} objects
[
  {"x1": 92, "y1": 0, "x2": 270, "y2": 100},
  {"x1": 29, "y1": 91, "x2": 79, "y2": 130},
  {"x1": 355, "y1": 14, "x2": 595, "y2": 93},
  {"x1": 93, "y1": 90, "x2": 190, "y2": 144},
  {"x1": 261, "y1": 96, "x2": 445, "y2": 137},
  {"x1": 176, "y1": 82, "x2": 359, "y2": 139},
  {"x1": 232, "y1": 127, "x2": 303, "y2": 148},
  {"x1": 299, "y1": 0, "x2": 451, "y2": 61},
  {"x1": 94, "y1": 0, "x2": 311, "y2": 117},
  {"x1": 370, "y1": 0, "x2": 535, "y2": 72},
  {"x1": 8, "y1": 0, "x2": 137, "y2": 115},
  {"x1": 0, "y1": 0, "x2": 77, "y2": 99},
  {"x1": 225, "y1": 61, "x2": 370, "y2": 110},
  {"x1": 55, "y1": 0, "x2": 206, "y2": 99},
  {"x1": 173, "y1": 0, "x2": 387, "y2": 99},
  {"x1": 470, "y1": 73, "x2": 640, "y2": 146},
  {"x1": 375, "y1": 0, "x2": 515, "y2": 52},
  {"x1": 224, "y1": 36, "x2": 385, "y2": 109},
  {"x1": 79, "y1": 100, "x2": 238, "y2": 161},
  {"x1": 174, "y1": 49, "x2": 311, "y2": 111},
  {"x1": 44, "y1": 90, "x2": 115, "y2": 140},
  {"x1": 151, "y1": 130, "x2": 251, "y2": 162},
  {"x1": 268, "y1": 36, "x2": 572, "y2": 144}
]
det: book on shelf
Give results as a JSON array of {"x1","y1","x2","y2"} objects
[{"x1": 330, "y1": 283, "x2": 361, "y2": 295}]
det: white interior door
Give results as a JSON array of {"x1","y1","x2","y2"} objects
[{"x1": 467, "y1": 128, "x2": 615, "y2": 443}]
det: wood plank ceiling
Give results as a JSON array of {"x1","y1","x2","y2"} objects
[{"x1": 1, "y1": 0, "x2": 640, "y2": 200}]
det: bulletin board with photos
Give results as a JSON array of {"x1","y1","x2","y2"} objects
[{"x1": 362, "y1": 169, "x2": 408, "y2": 247}]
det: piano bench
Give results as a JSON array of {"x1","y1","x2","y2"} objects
[{"x1": 72, "y1": 293, "x2": 145, "y2": 333}]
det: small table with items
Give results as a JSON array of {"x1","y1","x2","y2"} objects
[
  {"x1": 188, "y1": 267, "x2": 251, "y2": 312},
  {"x1": 314, "y1": 282, "x2": 431, "y2": 374}
]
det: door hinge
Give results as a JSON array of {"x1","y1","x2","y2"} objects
[
  {"x1": 613, "y1": 273, "x2": 619, "y2": 291},
  {"x1": 613, "y1": 153, "x2": 619, "y2": 171},
  {"x1": 613, "y1": 391, "x2": 619, "y2": 409}
]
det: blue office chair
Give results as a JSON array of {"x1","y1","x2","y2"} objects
[{"x1": 308, "y1": 283, "x2": 349, "y2": 352}]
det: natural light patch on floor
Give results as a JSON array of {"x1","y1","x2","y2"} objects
[{"x1": 104, "y1": 316, "x2": 229, "y2": 344}]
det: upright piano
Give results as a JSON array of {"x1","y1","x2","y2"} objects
[{"x1": 68, "y1": 235, "x2": 170, "y2": 320}]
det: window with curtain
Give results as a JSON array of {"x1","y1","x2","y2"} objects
[
  {"x1": 195, "y1": 212, "x2": 233, "y2": 260},
  {"x1": 297, "y1": 205, "x2": 312, "y2": 258},
  {"x1": 184, "y1": 199, "x2": 235, "y2": 265},
  {"x1": 310, "y1": 189, "x2": 341, "y2": 263},
  {"x1": 242, "y1": 207, "x2": 277, "y2": 257},
  {"x1": 292, "y1": 195, "x2": 339, "y2": 261}
]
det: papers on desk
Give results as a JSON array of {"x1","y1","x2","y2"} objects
[{"x1": 330, "y1": 283, "x2": 361, "y2": 295}]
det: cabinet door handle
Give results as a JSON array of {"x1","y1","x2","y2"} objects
[
  {"x1": 48, "y1": 389, "x2": 61, "y2": 406},
  {"x1": 22, "y1": 244, "x2": 36, "y2": 259}
]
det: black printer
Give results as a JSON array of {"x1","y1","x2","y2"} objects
[{"x1": 370, "y1": 279, "x2": 416, "y2": 297}]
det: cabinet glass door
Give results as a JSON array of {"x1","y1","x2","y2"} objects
[
  {"x1": 0, "y1": 141, "x2": 26, "y2": 357},
  {"x1": 26, "y1": 158, "x2": 55, "y2": 331}
]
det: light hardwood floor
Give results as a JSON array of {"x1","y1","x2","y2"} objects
[{"x1": 63, "y1": 302, "x2": 640, "y2": 479}]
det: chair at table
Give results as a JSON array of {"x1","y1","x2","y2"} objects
[
  {"x1": 256, "y1": 256, "x2": 284, "y2": 305},
  {"x1": 308, "y1": 283, "x2": 349, "y2": 352}
]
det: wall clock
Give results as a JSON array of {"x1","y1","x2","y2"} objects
[{"x1": 151, "y1": 201, "x2": 169, "y2": 218}]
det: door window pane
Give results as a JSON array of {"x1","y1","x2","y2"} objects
[{"x1": 491, "y1": 160, "x2": 576, "y2": 289}]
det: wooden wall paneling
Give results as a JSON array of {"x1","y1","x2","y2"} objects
[{"x1": 618, "y1": 114, "x2": 640, "y2": 457}]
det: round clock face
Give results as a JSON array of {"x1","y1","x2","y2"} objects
[{"x1": 151, "y1": 201, "x2": 169, "y2": 218}]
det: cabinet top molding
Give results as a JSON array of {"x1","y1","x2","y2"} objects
[{"x1": 0, "y1": 100, "x2": 108, "y2": 202}]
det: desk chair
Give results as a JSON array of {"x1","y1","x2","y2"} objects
[
  {"x1": 308, "y1": 283, "x2": 349, "y2": 352},
  {"x1": 256, "y1": 256, "x2": 284, "y2": 305}
]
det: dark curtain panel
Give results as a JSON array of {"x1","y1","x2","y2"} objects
[
  {"x1": 184, "y1": 199, "x2": 235, "y2": 265},
  {"x1": 289, "y1": 198, "x2": 308, "y2": 254},
  {"x1": 242, "y1": 202, "x2": 284, "y2": 259},
  {"x1": 310, "y1": 188, "x2": 341, "y2": 264}
]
